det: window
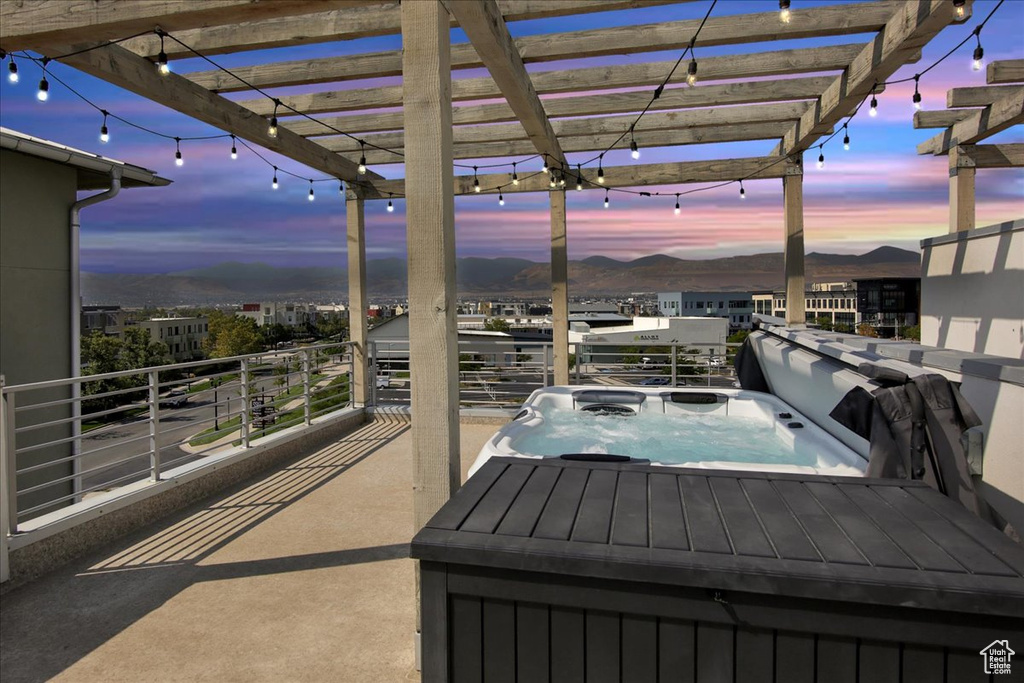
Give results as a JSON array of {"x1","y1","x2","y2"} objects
[{"x1": 719, "y1": 301, "x2": 724, "y2": 309}]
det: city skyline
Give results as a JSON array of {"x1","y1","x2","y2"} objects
[{"x1": 1, "y1": 0, "x2": 1021, "y2": 273}]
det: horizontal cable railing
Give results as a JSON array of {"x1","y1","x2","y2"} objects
[
  {"x1": 370, "y1": 339, "x2": 739, "y2": 408},
  {"x1": 1, "y1": 342, "x2": 354, "y2": 531}
]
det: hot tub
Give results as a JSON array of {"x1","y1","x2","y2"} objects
[{"x1": 469, "y1": 386, "x2": 868, "y2": 478}]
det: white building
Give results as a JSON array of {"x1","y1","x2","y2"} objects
[
  {"x1": 238, "y1": 302, "x2": 316, "y2": 328},
  {"x1": 140, "y1": 317, "x2": 208, "y2": 362},
  {"x1": 574, "y1": 316, "x2": 729, "y2": 355},
  {"x1": 657, "y1": 292, "x2": 754, "y2": 331}
]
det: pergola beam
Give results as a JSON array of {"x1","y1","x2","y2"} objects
[
  {"x1": 918, "y1": 90, "x2": 1024, "y2": 154},
  {"x1": 955, "y1": 143, "x2": 1024, "y2": 169},
  {"x1": 0, "y1": 0, "x2": 375, "y2": 52},
  {"x1": 121, "y1": 0, "x2": 685, "y2": 60},
  {"x1": 370, "y1": 156, "x2": 797, "y2": 197},
  {"x1": 43, "y1": 42, "x2": 380, "y2": 184},
  {"x1": 987, "y1": 59, "x2": 1024, "y2": 86},
  {"x1": 913, "y1": 110, "x2": 974, "y2": 129},
  {"x1": 239, "y1": 43, "x2": 869, "y2": 117},
  {"x1": 947, "y1": 85, "x2": 1024, "y2": 108},
  {"x1": 344, "y1": 121, "x2": 796, "y2": 165},
  {"x1": 186, "y1": 2, "x2": 896, "y2": 93},
  {"x1": 322, "y1": 102, "x2": 810, "y2": 154},
  {"x1": 283, "y1": 76, "x2": 837, "y2": 138},
  {"x1": 445, "y1": 0, "x2": 565, "y2": 166},
  {"x1": 776, "y1": 0, "x2": 962, "y2": 156}
]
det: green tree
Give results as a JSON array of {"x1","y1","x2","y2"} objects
[
  {"x1": 901, "y1": 324, "x2": 921, "y2": 341},
  {"x1": 814, "y1": 316, "x2": 835, "y2": 331},
  {"x1": 727, "y1": 330, "x2": 750, "y2": 344},
  {"x1": 261, "y1": 322, "x2": 293, "y2": 347},
  {"x1": 120, "y1": 327, "x2": 171, "y2": 369},
  {"x1": 483, "y1": 318, "x2": 511, "y2": 332},
  {"x1": 204, "y1": 311, "x2": 264, "y2": 359}
]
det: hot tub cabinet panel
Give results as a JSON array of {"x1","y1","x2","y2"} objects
[{"x1": 412, "y1": 458, "x2": 1024, "y2": 683}]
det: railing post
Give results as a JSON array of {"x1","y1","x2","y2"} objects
[
  {"x1": 240, "y1": 358, "x2": 251, "y2": 448},
  {"x1": 0, "y1": 376, "x2": 11, "y2": 581},
  {"x1": 303, "y1": 349, "x2": 312, "y2": 425},
  {"x1": 671, "y1": 344, "x2": 678, "y2": 387},
  {"x1": 368, "y1": 341, "x2": 377, "y2": 407},
  {"x1": 707, "y1": 351, "x2": 712, "y2": 387},
  {"x1": 148, "y1": 369, "x2": 161, "y2": 482},
  {"x1": 542, "y1": 345, "x2": 550, "y2": 388}
]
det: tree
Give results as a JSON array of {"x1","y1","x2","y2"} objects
[
  {"x1": 814, "y1": 316, "x2": 834, "y2": 331},
  {"x1": 901, "y1": 324, "x2": 921, "y2": 341},
  {"x1": 204, "y1": 311, "x2": 263, "y2": 358},
  {"x1": 261, "y1": 322, "x2": 292, "y2": 347},
  {"x1": 857, "y1": 323, "x2": 879, "y2": 338},
  {"x1": 120, "y1": 327, "x2": 171, "y2": 369},
  {"x1": 80, "y1": 330, "x2": 170, "y2": 412},
  {"x1": 483, "y1": 318, "x2": 511, "y2": 332}
]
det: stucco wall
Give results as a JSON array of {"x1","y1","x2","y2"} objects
[
  {"x1": 921, "y1": 221, "x2": 1024, "y2": 359},
  {"x1": 0, "y1": 149, "x2": 76, "y2": 516}
]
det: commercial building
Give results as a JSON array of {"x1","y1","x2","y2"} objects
[
  {"x1": 751, "y1": 279, "x2": 918, "y2": 336},
  {"x1": 657, "y1": 292, "x2": 754, "y2": 331},
  {"x1": 238, "y1": 302, "x2": 317, "y2": 328},
  {"x1": 575, "y1": 316, "x2": 730, "y2": 357},
  {"x1": 81, "y1": 305, "x2": 127, "y2": 338},
  {"x1": 140, "y1": 317, "x2": 208, "y2": 362}
]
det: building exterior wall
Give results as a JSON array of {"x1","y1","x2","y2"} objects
[
  {"x1": 657, "y1": 292, "x2": 754, "y2": 330},
  {"x1": 0, "y1": 148, "x2": 75, "y2": 516},
  {"x1": 920, "y1": 221, "x2": 1023, "y2": 359},
  {"x1": 140, "y1": 317, "x2": 208, "y2": 362},
  {"x1": 81, "y1": 305, "x2": 126, "y2": 338}
]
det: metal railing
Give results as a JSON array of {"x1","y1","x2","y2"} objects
[
  {"x1": 370, "y1": 339, "x2": 739, "y2": 408},
  {"x1": 1, "y1": 342, "x2": 354, "y2": 532}
]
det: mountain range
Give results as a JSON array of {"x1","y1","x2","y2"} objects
[{"x1": 81, "y1": 246, "x2": 920, "y2": 306}]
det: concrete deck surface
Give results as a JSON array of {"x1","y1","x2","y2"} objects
[{"x1": 1, "y1": 416, "x2": 499, "y2": 683}]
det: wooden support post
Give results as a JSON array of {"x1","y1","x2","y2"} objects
[
  {"x1": 346, "y1": 194, "x2": 369, "y2": 406},
  {"x1": 550, "y1": 190, "x2": 570, "y2": 385},
  {"x1": 949, "y1": 146, "x2": 976, "y2": 233},
  {"x1": 402, "y1": 0, "x2": 460, "y2": 533},
  {"x1": 783, "y1": 163, "x2": 806, "y2": 326}
]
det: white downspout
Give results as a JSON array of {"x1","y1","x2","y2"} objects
[{"x1": 70, "y1": 168, "x2": 122, "y2": 498}]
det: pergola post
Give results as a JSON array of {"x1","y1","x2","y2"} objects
[
  {"x1": 783, "y1": 162, "x2": 806, "y2": 326},
  {"x1": 550, "y1": 190, "x2": 570, "y2": 385},
  {"x1": 401, "y1": 0, "x2": 460, "y2": 534},
  {"x1": 949, "y1": 145, "x2": 976, "y2": 233},
  {"x1": 345, "y1": 193, "x2": 369, "y2": 407}
]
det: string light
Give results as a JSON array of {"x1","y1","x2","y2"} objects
[
  {"x1": 549, "y1": 173, "x2": 556, "y2": 188},
  {"x1": 339, "y1": 181, "x2": 344, "y2": 196},
  {"x1": 387, "y1": 193, "x2": 394, "y2": 212},
  {"x1": 972, "y1": 28, "x2": 984, "y2": 71},
  {"x1": 912, "y1": 75, "x2": 922, "y2": 110},
  {"x1": 174, "y1": 137, "x2": 183, "y2": 166},
  {"x1": 357, "y1": 141, "x2": 367, "y2": 175},
  {"x1": 673, "y1": 194, "x2": 681, "y2": 215},
  {"x1": 7, "y1": 55, "x2": 18, "y2": 84},
  {"x1": 576, "y1": 165, "x2": 583, "y2": 191},
  {"x1": 272, "y1": 166, "x2": 279, "y2": 189},
  {"x1": 541, "y1": 155, "x2": 549, "y2": 173},
  {"x1": 816, "y1": 145, "x2": 825, "y2": 169},
  {"x1": 308, "y1": 179, "x2": 315, "y2": 202},
  {"x1": 739, "y1": 181, "x2": 746, "y2": 200},
  {"x1": 473, "y1": 166, "x2": 481, "y2": 192},
  {"x1": 155, "y1": 31, "x2": 170, "y2": 75},
  {"x1": 954, "y1": 0, "x2": 966, "y2": 19},
  {"x1": 629, "y1": 127, "x2": 640, "y2": 160},
  {"x1": 843, "y1": 124, "x2": 850, "y2": 151},
  {"x1": 230, "y1": 134, "x2": 237, "y2": 159},
  {"x1": 604, "y1": 189, "x2": 610, "y2": 209},
  {"x1": 686, "y1": 58, "x2": 698, "y2": 87},
  {"x1": 99, "y1": 110, "x2": 109, "y2": 143},
  {"x1": 268, "y1": 99, "x2": 279, "y2": 138},
  {"x1": 512, "y1": 162, "x2": 519, "y2": 186},
  {"x1": 36, "y1": 58, "x2": 49, "y2": 101},
  {"x1": 559, "y1": 174, "x2": 566, "y2": 187},
  {"x1": 869, "y1": 86, "x2": 878, "y2": 117},
  {"x1": 498, "y1": 191, "x2": 505, "y2": 207},
  {"x1": 597, "y1": 155, "x2": 605, "y2": 184},
  {"x1": 779, "y1": 0, "x2": 792, "y2": 24}
]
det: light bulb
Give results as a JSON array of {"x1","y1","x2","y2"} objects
[
  {"x1": 686, "y1": 59, "x2": 698, "y2": 87},
  {"x1": 100, "y1": 126, "x2": 109, "y2": 143},
  {"x1": 740, "y1": 185, "x2": 746, "y2": 200},
  {"x1": 357, "y1": 157, "x2": 367, "y2": 175},
  {"x1": 604, "y1": 195, "x2": 609, "y2": 209},
  {"x1": 36, "y1": 77, "x2": 48, "y2": 101},
  {"x1": 308, "y1": 186, "x2": 315, "y2": 202},
  {"x1": 512, "y1": 172, "x2": 519, "y2": 186},
  {"x1": 913, "y1": 92, "x2": 922, "y2": 110},
  {"x1": 843, "y1": 134, "x2": 850, "y2": 151},
  {"x1": 7, "y1": 59, "x2": 18, "y2": 83},
  {"x1": 630, "y1": 139, "x2": 640, "y2": 160},
  {"x1": 272, "y1": 174, "x2": 278, "y2": 190},
  {"x1": 268, "y1": 116, "x2": 278, "y2": 138},
  {"x1": 817, "y1": 152, "x2": 824, "y2": 169},
  {"x1": 674, "y1": 200, "x2": 680, "y2": 216},
  {"x1": 597, "y1": 167, "x2": 605, "y2": 184},
  {"x1": 156, "y1": 49, "x2": 170, "y2": 75},
  {"x1": 559, "y1": 176, "x2": 566, "y2": 187},
  {"x1": 779, "y1": 0, "x2": 791, "y2": 23},
  {"x1": 175, "y1": 151, "x2": 183, "y2": 166},
  {"x1": 498, "y1": 194, "x2": 504, "y2": 206},
  {"x1": 972, "y1": 45, "x2": 984, "y2": 71},
  {"x1": 387, "y1": 199, "x2": 394, "y2": 212},
  {"x1": 541, "y1": 157, "x2": 549, "y2": 173},
  {"x1": 549, "y1": 174, "x2": 556, "y2": 188},
  {"x1": 230, "y1": 147, "x2": 237, "y2": 160},
  {"x1": 954, "y1": 0, "x2": 966, "y2": 19},
  {"x1": 869, "y1": 96, "x2": 878, "y2": 117}
]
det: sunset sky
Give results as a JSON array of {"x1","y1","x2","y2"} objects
[{"x1": 1, "y1": 0, "x2": 1021, "y2": 273}]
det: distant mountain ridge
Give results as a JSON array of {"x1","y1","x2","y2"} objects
[{"x1": 81, "y1": 247, "x2": 921, "y2": 306}]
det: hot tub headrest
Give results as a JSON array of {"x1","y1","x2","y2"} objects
[
  {"x1": 663, "y1": 392, "x2": 728, "y2": 405},
  {"x1": 572, "y1": 390, "x2": 646, "y2": 405}
]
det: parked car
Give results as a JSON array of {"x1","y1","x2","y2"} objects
[
  {"x1": 376, "y1": 375, "x2": 390, "y2": 389},
  {"x1": 159, "y1": 389, "x2": 188, "y2": 408},
  {"x1": 639, "y1": 376, "x2": 671, "y2": 386}
]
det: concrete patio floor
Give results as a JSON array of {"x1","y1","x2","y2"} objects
[{"x1": 0, "y1": 415, "x2": 500, "y2": 683}]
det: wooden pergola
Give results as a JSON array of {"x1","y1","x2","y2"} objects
[
  {"x1": 1, "y1": 0, "x2": 968, "y2": 526},
  {"x1": 914, "y1": 58, "x2": 1024, "y2": 232}
]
